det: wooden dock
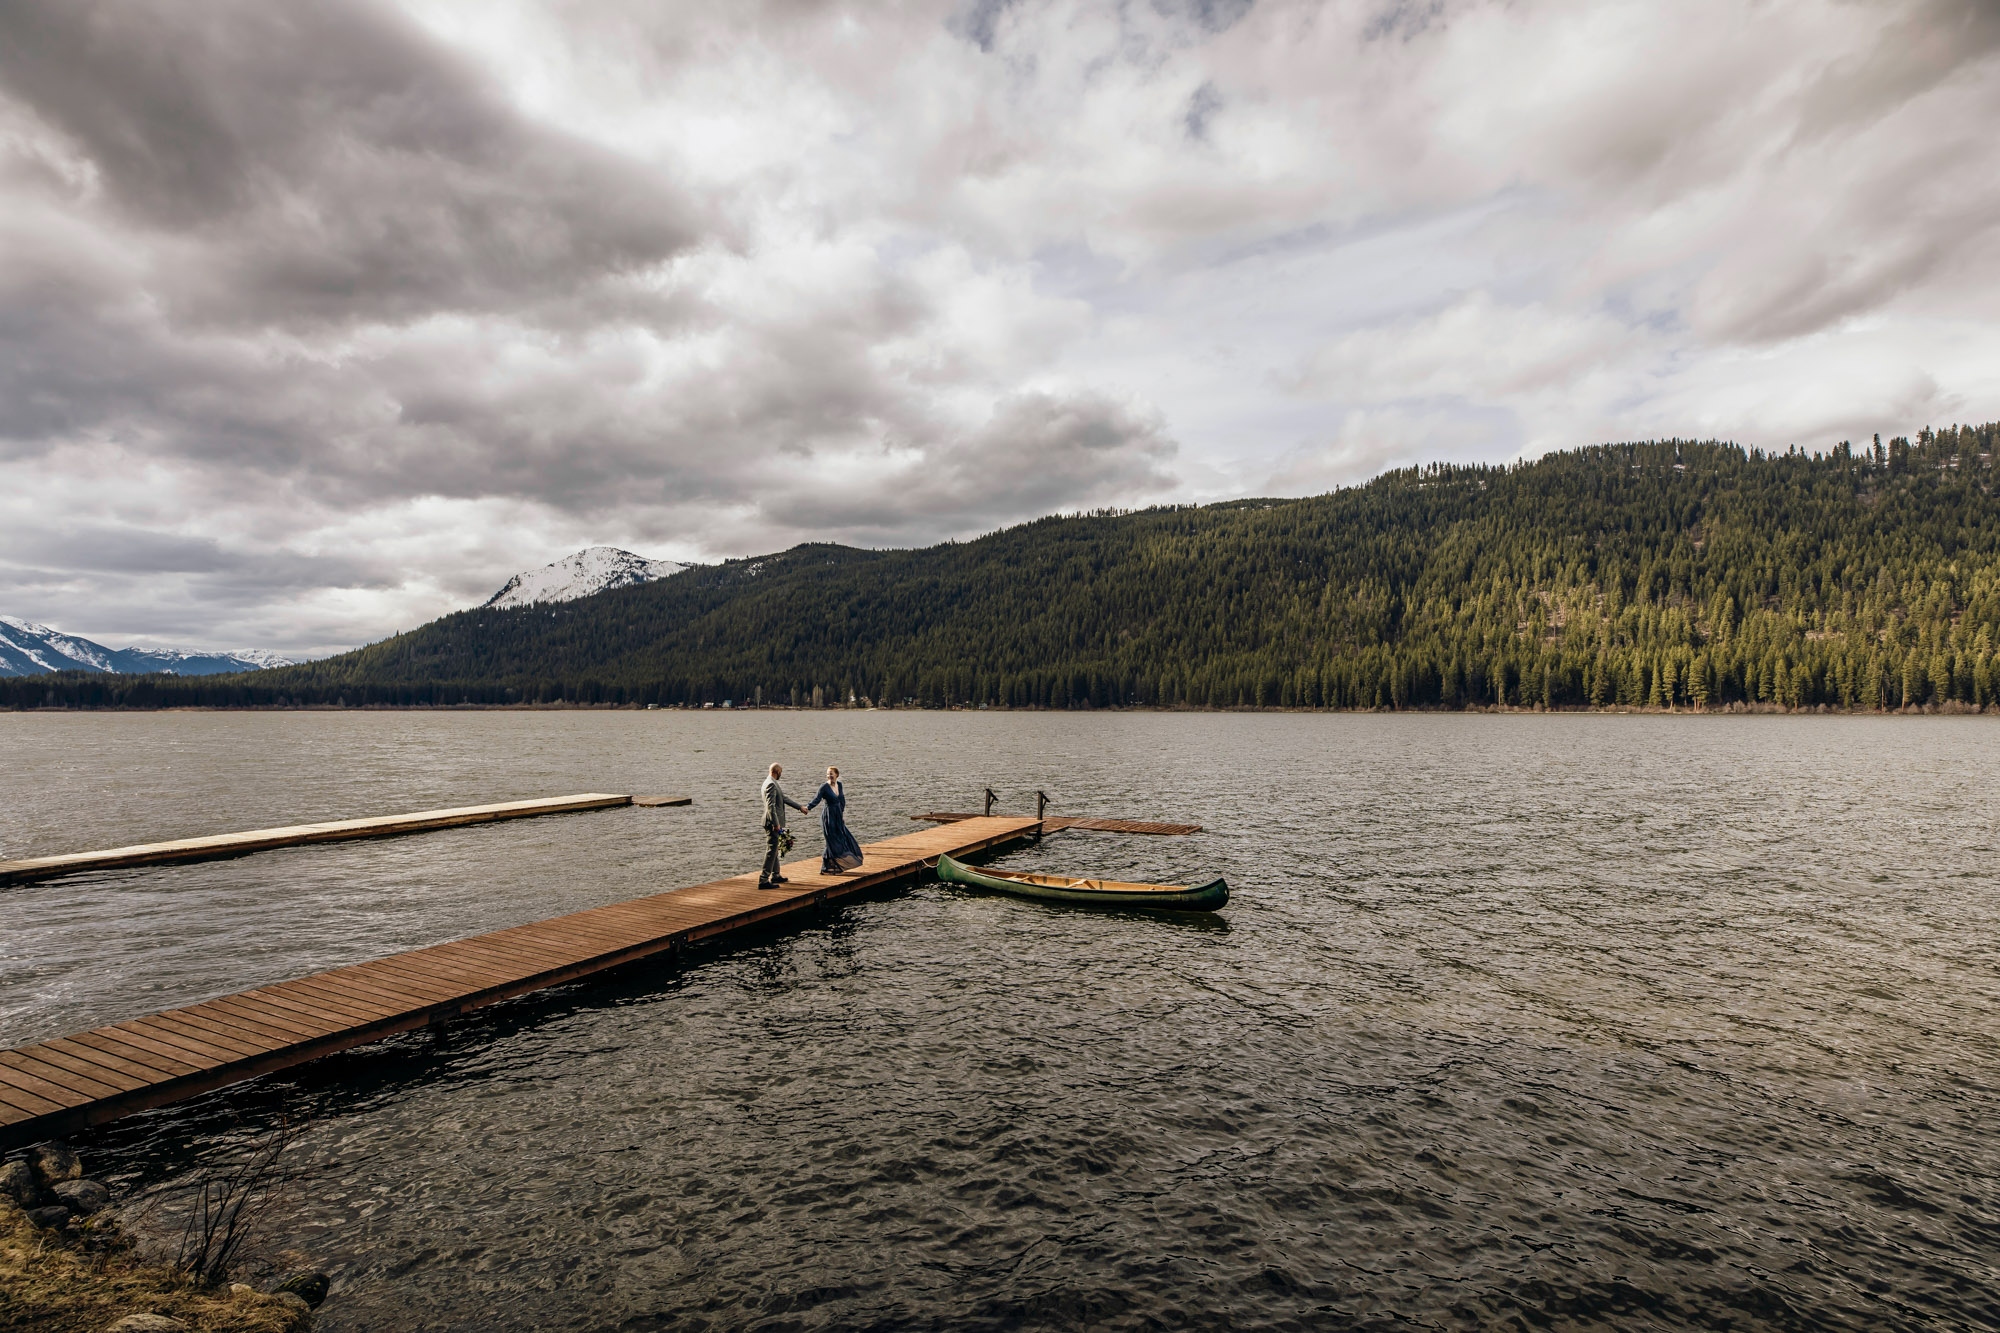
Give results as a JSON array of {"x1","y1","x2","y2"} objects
[
  {"x1": 915, "y1": 812, "x2": 1201, "y2": 836},
  {"x1": 0, "y1": 794, "x2": 634, "y2": 887},
  {"x1": 0, "y1": 816, "x2": 1043, "y2": 1150}
]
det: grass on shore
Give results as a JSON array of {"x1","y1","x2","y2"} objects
[{"x1": 0, "y1": 1202, "x2": 309, "y2": 1333}]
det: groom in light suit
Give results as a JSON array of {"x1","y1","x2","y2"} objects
[{"x1": 759, "y1": 762, "x2": 807, "y2": 888}]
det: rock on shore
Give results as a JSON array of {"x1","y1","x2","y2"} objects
[
  {"x1": 27, "y1": 1140, "x2": 82, "y2": 1187},
  {"x1": 54, "y1": 1177, "x2": 112, "y2": 1214},
  {"x1": 0, "y1": 1158, "x2": 37, "y2": 1209}
]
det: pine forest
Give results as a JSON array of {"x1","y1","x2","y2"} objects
[{"x1": 10, "y1": 424, "x2": 2000, "y2": 714}]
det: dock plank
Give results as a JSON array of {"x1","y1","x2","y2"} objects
[
  {"x1": 36, "y1": 1038, "x2": 177, "y2": 1090},
  {"x1": 243, "y1": 984, "x2": 384, "y2": 1028},
  {"x1": 109, "y1": 1020, "x2": 242, "y2": 1069},
  {"x1": 431, "y1": 935, "x2": 593, "y2": 976},
  {"x1": 294, "y1": 964, "x2": 458, "y2": 1005},
  {"x1": 0, "y1": 793, "x2": 634, "y2": 887},
  {"x1": 0, "y1": 1052, "x2": 120, "y2": 1103},
  {"x1": 248, "y1": 980, "x2": 388, "y2": 1020},
  {"x1": 129, "y1": 1015, "x2": 268, "y2": 1061},
  {"x1": 67, "y1": 1032, "x2": 204, "y2": 1080},
  {"x1": 316, "y1": 964, "x2": 465, "y2": 1006},
  {"x1": 0, "y1": 1081, "x2": 70, "y2": 1119},
  {"x1": 175, "y1": 1002, "x2": 314, "y2": 1049},
  {"x1": 0, "y1": 816, "x2": 1048, "y2": 1149},
  {"x1": 363, "y1": 954, "x2": 516, "y2": 993},
  {"x1": 200, "y1": 997, "x2": 340, "y2": 1042},
  {"x1": 379, "y1": 946, "x2": 540, "y2": 983},
  {"x1": 263, "y1": 984, "x2": 414, "y2": 1028},
  {"x1": 481, "y1": 917, "x2": 635, "y2": 952},
  {"x1": 270, "y1": 970, "x2": 421, "y2": 1011}
]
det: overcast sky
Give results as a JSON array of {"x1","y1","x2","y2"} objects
[{"x1": 3, "y1": 0, "x2": 1997, "y2": 657}]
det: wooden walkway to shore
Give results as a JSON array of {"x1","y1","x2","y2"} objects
[
  {"x1": 0, "y1": 794, "x2": 634, "y2": 887},
  {"x1": 0, "y1": 816, "x2": 1043, "y2": 1150}
]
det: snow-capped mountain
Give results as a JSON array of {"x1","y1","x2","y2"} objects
[
  {"x1": 482, "y1": 546, "x2": 693, "y2": 610},
  {"x1": 113, "y1": 646, "x2": 297, "y2": 673},
  {"x1": 0, "y1": 616, "x2": 115, "y2": 674},
  {"x1": 0, "y1": 616, "x2": 294, "y2": 678}
]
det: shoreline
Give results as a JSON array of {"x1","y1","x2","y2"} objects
[{"x1": 2, "y1": 1143, "x2": 327, "y2": 1332}]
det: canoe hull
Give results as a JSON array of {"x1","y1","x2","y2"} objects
[{"x1": 936, "y1": 853, "x2": 1229, "y2": 912}]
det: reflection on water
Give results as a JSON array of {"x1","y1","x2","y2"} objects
[{"x1": 5, "y1": 711, "x2": 1999, "y2": 1331}]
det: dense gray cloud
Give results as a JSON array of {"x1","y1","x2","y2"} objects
[
  {"x1": 0, "y1": 0, "x2": 695, "y2": 322},
  {"x1": 0, "y1": 0, "x2": 1996, "y2": 655}
]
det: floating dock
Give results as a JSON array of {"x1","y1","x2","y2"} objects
[
  {"x1": 0, "y1": 816, "x2": 1043, "y2": 1150},
  {"x1": 0, "y1": 794, "x2": 634, "y2": 887},
  {"x1": 915, "y1": 812, "x2": 1201, "y2": 836}
]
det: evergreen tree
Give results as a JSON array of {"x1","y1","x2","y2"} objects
[{"x1": 11, "y1": 424, "x2": 2000, "y2": 713}]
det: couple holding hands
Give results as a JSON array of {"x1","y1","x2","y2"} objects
[{"x1": 758, "y1": 762, "x2": 864, "y2": 888}]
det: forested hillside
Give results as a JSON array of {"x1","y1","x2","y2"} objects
[{"x1": 11, "y1": 424, "x2": 2000, "y2": 712}]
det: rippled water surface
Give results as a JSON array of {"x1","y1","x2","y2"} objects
[{"x1": 5, "y1": 711, "x2": 1999, "y2": 1331}]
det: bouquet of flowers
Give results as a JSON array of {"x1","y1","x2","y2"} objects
[{"x1": 776, "y1": 827, "x2": 796, "y2": 855}]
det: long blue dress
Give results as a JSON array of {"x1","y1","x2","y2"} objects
[{"x1": 805, "y1": 781, "x2": 864, "y2": 871}]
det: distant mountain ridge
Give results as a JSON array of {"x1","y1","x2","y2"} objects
[
  {"x1": 11, "y1": 425, "x2": 2000, "y2": 713},
  {"x1": 0, "y1": 616, "x2": 293, "y2": 677},
  {"x1": 482, "y1": 546, "x2": 693, "y2": 610}
]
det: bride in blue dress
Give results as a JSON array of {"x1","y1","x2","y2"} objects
[{"x1": 805, "y1": 766, "x2": 864, "y2": 873}]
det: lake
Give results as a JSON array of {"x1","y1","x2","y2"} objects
[{"x1": 4, "y1": 710, "x2": 1998, "y2": 1331}]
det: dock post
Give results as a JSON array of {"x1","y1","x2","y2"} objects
[{"x1": 984, "y1": 787, "x2": 997, "y2": 816}]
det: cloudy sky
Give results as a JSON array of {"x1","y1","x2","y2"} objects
[{"x1": 3, "y1": 0, "x2": 1997, "y2": 657}]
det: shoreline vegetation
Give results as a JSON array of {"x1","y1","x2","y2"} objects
[
  {"x1": 8, "y1": 428, "x2": 2000, "y2": 715},
  {"x1": 0, "y1": 1207, "x2": 312, "y2": 1333},
  {"x1": 1, "y1": 1140, "x2": 326, "y2": 1333}
]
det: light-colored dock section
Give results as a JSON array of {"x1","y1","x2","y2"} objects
[
  {"x1": 0, "y1": 794, "x2": 634, "y2": 887},
  {"x1": 0, "y1": 815, "x2": 1043, "y2": 1149}
]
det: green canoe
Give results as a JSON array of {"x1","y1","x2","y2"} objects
[{"x1": 936, "y1": 853, "x2": 1229, "y2": 912}]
